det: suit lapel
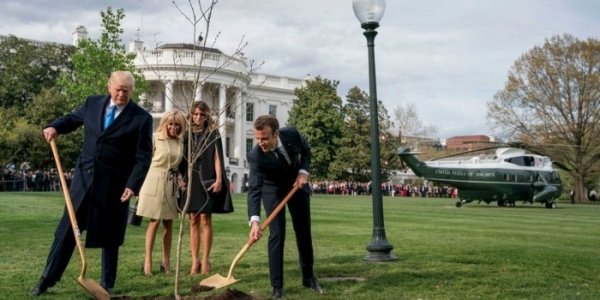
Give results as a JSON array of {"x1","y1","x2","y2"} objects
[
  {"x1": 95, "y1": 96, "x2": 111, "y2": 135},
  {"x1": 279, "y1": 132, "x2": 296, "y2": 167}
]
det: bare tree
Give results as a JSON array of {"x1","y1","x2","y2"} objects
[
  {"x1": 394, "y1": 102, "x2": 437, "y2": 150},
  {"x1": 487, "y1": 34, "x2": 600, "y2": 203}
]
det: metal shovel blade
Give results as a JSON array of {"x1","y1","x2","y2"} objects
[
  {"x1": 77, "y1": 277, "x2": 110, "y2": 300},
  {"x1": 198, "y1": 274, "x2": 238, "y2": 289}
]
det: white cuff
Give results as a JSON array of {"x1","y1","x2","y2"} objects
[{"x1": 249, "y1": 215, "x2": 260, "y2": 226}]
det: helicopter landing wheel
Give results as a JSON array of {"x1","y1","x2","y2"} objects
[
  {"x1": 455, "y1": 201, "x2": 462, "y2": 208},
  {"x1": 551, "y1": 202, "x2": 557, "y2": 209}
]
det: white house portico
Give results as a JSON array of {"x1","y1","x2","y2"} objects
[{"x1": 129, "y1": 41, "x2": 306, "y2": 192}]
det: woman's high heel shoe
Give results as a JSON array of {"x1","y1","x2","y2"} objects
[
  {"x1": 201, "y1": 261, "x2": 211, "y2": 275},
  {"x1": 141, "y1": 262, "x2": 153, "y2": 277},
  {"x1": 189, "y1": 262, "x2": 201, "y2": 275},
  {"x1": 159, "y1": 263, "x2": 170, "y2": 274}
]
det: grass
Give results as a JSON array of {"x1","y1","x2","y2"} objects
[{"x1": 1, "y1": 192, "x2": 599, "y2": 299}]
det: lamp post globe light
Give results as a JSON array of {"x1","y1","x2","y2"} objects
[{"x1": 353, "y1": 0, "x2": 396, "y2": 262}]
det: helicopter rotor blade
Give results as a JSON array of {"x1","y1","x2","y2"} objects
[{"x1": 430, "y1": 145, "x2": 502, "y2": 161}]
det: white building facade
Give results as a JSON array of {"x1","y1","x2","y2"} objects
[{"x1": 130, "y1": 41, "x2": 306, "y2": 192}]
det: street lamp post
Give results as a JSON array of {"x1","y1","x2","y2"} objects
[{"x1": 353, "y1": 0, "x2": 396, "y2": 262}]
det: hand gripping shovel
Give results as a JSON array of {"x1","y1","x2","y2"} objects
[
  {"x1": 50, "y1": 140, "x2": 110, "y2": 300},
  {"x1": 199, "y1": 185, "x2": 300, "y2": 289}
]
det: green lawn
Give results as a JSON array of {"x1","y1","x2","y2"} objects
[{"x1": 1, "y1": 192, "x2": 599, "y2": 299}]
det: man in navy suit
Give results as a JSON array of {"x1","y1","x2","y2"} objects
[
  {"x1": 31, "y1": 71, "x2": 153, "y2": 296},
  {"x1": 247, "y1": 115, "x2": 322, "y2": 299}
]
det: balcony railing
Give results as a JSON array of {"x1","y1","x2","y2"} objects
[{"x1": 135, "y1": 49, "x2": 248, "y2": 76}]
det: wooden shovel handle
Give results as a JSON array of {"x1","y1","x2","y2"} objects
[
  {"x1": 225, "y1": 185, "x2": 300, "y2": 279},
  {"x1": 49, "y1": 140, "x2": 88, "y2": 278},
  {"x1": 260, "y1": 184, "x2": 300, "y2": 231}
]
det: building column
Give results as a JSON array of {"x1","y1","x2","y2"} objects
[
  {"x1": 234, "y1": 87, "x2": 243, "y2": 161},
  {"x1": 218, "y1": 84, "x2": 228, "y2": 163},
  {"x1": 195, "y1": 82, "x2": 203, "y2": 101},
  {"x1": 233, "y1": 87, "x2": 244, "y2": 193},
  {"x1": 164, "y1": 80, "x2": 174, "y2": 113}
]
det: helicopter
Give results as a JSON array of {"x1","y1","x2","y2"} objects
[{"x1": 397, "y1": 146, "x2": 563, "y2": 208}]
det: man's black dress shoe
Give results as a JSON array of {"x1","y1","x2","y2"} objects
[
  {"x1": 271, "y1": 287, "x2": 284, "y2": 299},
  {"x1": 302, "y1": 277, "x2": 323, "y2": 294},
  {"x1": 31, "y1": 277, "x2": 54, "y2": 297}
]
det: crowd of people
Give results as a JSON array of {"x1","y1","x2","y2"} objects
[
  {"x1": 311, "y1": 180, "x2": 459, "y2": 198},
  {"x1": 1, "y1": 163, "x2": 73, "y2": 192}
]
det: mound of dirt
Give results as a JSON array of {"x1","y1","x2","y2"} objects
[
  {"x1": 204, "y1": 289, "x2": 255, "y2": 300},
  {"x1": 190, "y1": 285, "x2": 214, "y2": 293},
  {"x1": 110, "y1": 288, "x2": 255, "y2": 300}
]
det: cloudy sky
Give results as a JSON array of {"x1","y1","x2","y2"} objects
[{"x1": 2, "y1": 0, "x2": 599, "y2": 139}]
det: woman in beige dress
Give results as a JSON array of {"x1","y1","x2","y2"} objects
[{"x1": 137, "y1": 110, "x2": 187, "y2": 276}]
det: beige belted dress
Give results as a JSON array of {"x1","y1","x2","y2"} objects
[{"x1": 137, "y1": 132, "x2": 183, "y2": 220}]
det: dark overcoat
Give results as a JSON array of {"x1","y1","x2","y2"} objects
[{"x1": 49, "y1": 95, "x2": 153, "y2": 248}]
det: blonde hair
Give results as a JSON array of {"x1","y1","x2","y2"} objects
[
  {"x1": 108, "y1": 71, "x2": 135, "y2": 91},
  {"x1": 157, "y1": 110, "x2": 187, "y2": 139}
]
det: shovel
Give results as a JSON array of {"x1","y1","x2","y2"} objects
[
  {"x1": 50, "y1": 140, "x2": 110, "y2": 300},
  {"x1": 199, "y1": 184, "x2": 300, "y2": 289}
]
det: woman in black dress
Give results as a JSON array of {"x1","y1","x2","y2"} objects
[{"x1": 179, "y1": 101, "x2": 233, "y2": 275}]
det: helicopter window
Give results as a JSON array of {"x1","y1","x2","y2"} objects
[
  {"x1": 504, "y1": 156, "x2": 536, "y2": 167},
  {"x1": 524, "y1": 156, "x2": 535, "y2": 166},
  {"x1": 505, "y1": 157, "x2": 523, "y2": 166}
]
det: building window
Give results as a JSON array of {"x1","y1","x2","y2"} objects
[
  {"x1": 246, "y1": 138, "x2": 253, "y2": 154},
  {"x1": 246, "y1": 103, "x2": 254, "y2": 122},
  {"x1": 225, "y1": 137, "x2": 230, "y2": 158},
  {"x1": 268, "y1": 104, "x2": 277, "y2": 117}
]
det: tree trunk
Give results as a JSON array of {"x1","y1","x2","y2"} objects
[{"x1": 574, "y1": 174, "x2": 587, "y2": 203}]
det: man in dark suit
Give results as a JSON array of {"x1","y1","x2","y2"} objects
[
  {"x1": 247, "y1": 115, "x2": 322, "y2": 299},
  {"x1": 31, "y1": 71, "x2": 153, "y2": 296}
]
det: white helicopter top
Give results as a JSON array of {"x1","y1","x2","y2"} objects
[{"x1": 424, "y1": 148, "x2": 554, "y2": 171}]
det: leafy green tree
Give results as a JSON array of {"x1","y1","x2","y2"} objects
[
  {"x1": 288, "y1": 76, "x2": 344, "y2": 179},
  {"x1": 59, "y1": 7, "x2": 145, "y2": 109},
  {"x1": 330, "y1": 86, "x2": 399, "y2": 181},
  {"x1": 0, "y1": 88, "x2": 79, "y2": 169},
  {"x1": 0, "y1": 35, "x2": 74, "y2": 112},
  {"x1": 329, "y1": 87, "x2": 371, "y2": 181},
  {"x1": 487, "y1": 34, "x2": 600, "y2": 202},
  {"x1": 0, "y1": 106, "x2": 20, "y2": 165},
  {"x1": 26, "y1": 88, "x2": 82, "y2": 169}
]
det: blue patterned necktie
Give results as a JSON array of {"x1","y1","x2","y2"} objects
[{"x1": 103, "y1": 105, "x2": 116, "y2": 130}]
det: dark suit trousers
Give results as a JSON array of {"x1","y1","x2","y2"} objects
[
  {"x1": 40, "y1": 198, "x2": 120, "y2": 289},
  {"x1": 265, "y1": 190, "x2": 315, "y2": 288}
]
